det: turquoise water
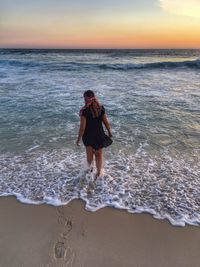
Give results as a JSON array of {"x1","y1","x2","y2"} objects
[{"x1": 0, "y1": 49, "x2": 200, "y2": 226}]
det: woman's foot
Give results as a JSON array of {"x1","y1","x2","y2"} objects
[{"x1": 94, "y1": 172, "x2": 99, "y2": 181}]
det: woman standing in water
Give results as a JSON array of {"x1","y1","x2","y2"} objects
[{"x1": 76, "y1": 90, "x2": 112, "y2": 178}]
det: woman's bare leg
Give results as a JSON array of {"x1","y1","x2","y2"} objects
[
  {"x1": 85, "y1": 146, "x2": 94, "y2": 168},
  {"x1": 94, "y1": 148, "x2": 103, "y2": 178}
]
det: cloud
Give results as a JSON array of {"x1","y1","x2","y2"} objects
[{"x1": 159, "y1": 0, "x2": 200, "y2": 17}]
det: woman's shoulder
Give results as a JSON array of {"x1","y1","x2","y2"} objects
[{"x1": 81, "y1": 104, "x2": 105, "y2": 118}]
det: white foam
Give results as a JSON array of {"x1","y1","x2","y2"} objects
[{"x1": 0, "y1": 147, "x2": 200, "y2": 227}]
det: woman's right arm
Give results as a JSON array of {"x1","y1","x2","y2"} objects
[
  {"x1": 76, "y1": 115, "x2": 86, "y2": 146},
  {"x1": 102, "y1": 113, "x2": 112, "y2": 137}
]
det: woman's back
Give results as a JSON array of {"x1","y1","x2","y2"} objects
[{"x1": 82, "y1": 106, "x2": 107, "y2": 150}]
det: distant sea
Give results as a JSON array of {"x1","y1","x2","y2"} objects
[{"x1": 0, "y1": 49, "x2": 200, "y2": 226}]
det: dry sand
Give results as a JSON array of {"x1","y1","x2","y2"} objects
[{"x1": 0, "y1": 196, "x2": 199, "y2": 267}]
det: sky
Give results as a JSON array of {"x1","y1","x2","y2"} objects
[{"x1": 0, "y1": 0, "x2": 200, "y2": 48}]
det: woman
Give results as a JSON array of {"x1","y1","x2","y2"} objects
[{"x1": 76, "y1": 90, "x2": 112, "y2": 179}]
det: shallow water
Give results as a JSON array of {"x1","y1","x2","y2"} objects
[{"x1": 0, "y1": 49, "x2": 200, "y2": 226}]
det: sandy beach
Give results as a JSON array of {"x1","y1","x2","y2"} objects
[{"x1": 0, "y1": 197, "x2": 199, "y2": 267}]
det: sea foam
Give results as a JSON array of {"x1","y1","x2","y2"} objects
[{"x1": 0, "y1": 147, "x2": 199, "y2": 227}]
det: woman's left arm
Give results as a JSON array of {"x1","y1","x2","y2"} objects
[{"x1": 76, "y1": 115, "x2": 86, "y2": 146}]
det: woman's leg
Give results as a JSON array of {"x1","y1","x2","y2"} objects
[
  {"x1": 94, "y1": 148, "x2": 103, "y2": 178},
  {"x1": 85, "y1": 146, "x2": 94, "y2": 167}
]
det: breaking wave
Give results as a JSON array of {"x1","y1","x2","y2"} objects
[{"x1": 1, "y1": 59, "x2": 200, "y2": 71}]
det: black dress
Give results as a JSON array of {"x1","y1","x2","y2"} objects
[{"x1": 82, "y1": 105, "x2": 112, "y2": 150}]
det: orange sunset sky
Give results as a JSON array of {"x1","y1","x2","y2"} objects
[{"x1": 1, "y1": 0, "x2": 200, "y2": 49}]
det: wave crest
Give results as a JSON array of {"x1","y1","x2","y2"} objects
[{"x1": 1, "y1": 59, "x2": 200, "y2": 71}]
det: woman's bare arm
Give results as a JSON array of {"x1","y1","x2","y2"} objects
[
  {"x1": 102, "y1": 113, "x2": 112, "y2": 137},
  {"x1": 76, "y1": 116, "x2": 86, "y2": 146}
]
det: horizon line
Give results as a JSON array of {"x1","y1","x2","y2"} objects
[{"x1": 1, "y1": 47, "x2": 200, "y2": 50}]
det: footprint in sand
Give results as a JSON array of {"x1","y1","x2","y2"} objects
[
  {"x1": 54, "y1": 242, "x2": 74, "y2": 266},
  {"x1": 54, "y1": 208, "x2": 75, "y2": 266},
  {"x1": 58, "y1": 215, "x2": 66, "y2": 225},
  {"x1": 64, "y1": 247, "x2": 75, "y2": 267},
  {"x1": 62, "y1": 220, "x2": 73, "y2": 239},
  {"x1": 57, "y1": 206, "x2": 64, "y2": 215},
  {"x1": 57, "y1": 207, "x2": 66, "y2": 225},
  {"x1": 57, "y1": 207, "x2": 72, "y2": 225},
  {"x1": 54, "y1": 241, "x2": 66, "y2": 259}
]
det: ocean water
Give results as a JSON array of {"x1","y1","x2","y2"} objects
[{"x1": 0, "y1": 49, "x2": 200, "y2": 226}]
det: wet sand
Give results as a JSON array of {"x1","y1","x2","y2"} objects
[{"x1": 0, "y1": 196, "x2": 199, "y2": 267}]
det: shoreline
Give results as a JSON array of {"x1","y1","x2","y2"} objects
[
  {"x1": 1, "y1": 193, "x2": 198, "y2": 227},
  {"x1": 0, "y1": 196, "x2": 200, "y2": 267}
]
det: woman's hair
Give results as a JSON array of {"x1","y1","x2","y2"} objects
[
  {"x1": 83, "y1": 90, "x2": 102, "y2": 118},
  {"x1": 83, "y1": 90, "x2": 95, "y2": 98}
]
